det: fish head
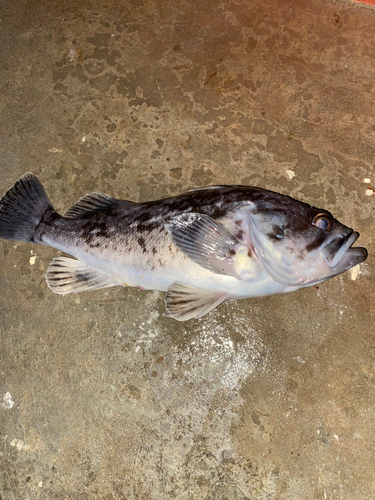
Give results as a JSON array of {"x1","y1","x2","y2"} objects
[{"x1": 242, "y1": 195, "x2": 367, "y2": 287}]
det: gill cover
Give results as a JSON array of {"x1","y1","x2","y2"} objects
[{"x1": 244, "y1": 212, "x2": 304, "y2": 286}]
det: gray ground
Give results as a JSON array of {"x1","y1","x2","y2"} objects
[{"x1": 0, "y1": 0, "x2": 374, "y2": 498}]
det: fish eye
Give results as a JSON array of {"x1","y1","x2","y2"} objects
[{"x1": 311, "y1": 213, "x2": 332, "y2": 231}]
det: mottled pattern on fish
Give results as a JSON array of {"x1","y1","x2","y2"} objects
[
  {"x1": 37, "y1": 188, "x2": 260, "y2": 292},
  {"x1": 0, "y1": 174, "x2": 368, "y2": 320}
]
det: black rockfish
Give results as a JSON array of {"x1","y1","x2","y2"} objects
[{"x1": 0, "y1": 173, "x2": 367, "y2": 320}]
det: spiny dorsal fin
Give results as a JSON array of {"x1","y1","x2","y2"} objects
[
  {"x1": 164, "y1": 281, "x2": 229, "y2": 321},
  {"x1": 63, "y1": 193, "x2": 124, "y2": 219},
  {"x1": 46, "y1": 256, "x2": 122, "y2": 294},
  {"x1": 165, "y1": 213, "x2": 241, "y2": 279},
  {"x1": 188, "y1": 186, "x2": 229, "y2": 192}
]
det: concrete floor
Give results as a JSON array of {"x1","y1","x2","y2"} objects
[{"x1": 0, "y1": 0, "x2": 374, "y2": 498}]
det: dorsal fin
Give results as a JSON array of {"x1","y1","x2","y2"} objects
[
  {"x1": 63, "y1": 193, "x2": 124, "y2": 218},
  {"x1": 188, "y1": 186, "x2": 229, "y2": 193}
]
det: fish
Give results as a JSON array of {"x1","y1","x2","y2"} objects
[{"x1": 0, "y1": 173, "x2": 368, "y2": 321}]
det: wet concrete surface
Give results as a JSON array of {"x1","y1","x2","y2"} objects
[{"x1": 0, "y1": 0, "x2": 374, "y2": 498}]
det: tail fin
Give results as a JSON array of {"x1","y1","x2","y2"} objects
[{"x1": 0, "y1": 173, "x2": 56, "y2": 243}]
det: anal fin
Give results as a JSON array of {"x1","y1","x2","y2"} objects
[
  {"x1": 165, "y1": 281, "x2": 229, "y2": 321},
  {"x1": 46, "y1": 256, "x2": 122, "y2": 294}
]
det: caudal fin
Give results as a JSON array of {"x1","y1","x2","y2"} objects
[{"x1": 0, "y1": 173, "x2": 56, "y2": 243}]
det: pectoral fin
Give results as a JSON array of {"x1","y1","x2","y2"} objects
[
  {"x1": 46, "y1": 256, "x2": 122, "y2": 294},
  {"x1": 166, "y1": 213, "x2": 241, "y2": 279},
  {"x1": 165, "y1": 281, "x2": 229, "y2": 321}
]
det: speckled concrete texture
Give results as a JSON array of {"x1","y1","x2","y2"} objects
[{"x1": 0, "y1": 0, "x2": 374, "y2": 498}]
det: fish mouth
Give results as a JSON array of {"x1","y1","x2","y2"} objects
[{"x1": 323, "y1": 231, "x2": 368, "y2": 272}]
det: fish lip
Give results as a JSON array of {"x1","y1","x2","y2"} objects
[{"x1": 324, "y1": 230, "x2": 367, "y2": 269}]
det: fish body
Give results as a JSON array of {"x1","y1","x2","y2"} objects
[{"x1": 0, "y1": 173, "x2": 367, "y2": 320}]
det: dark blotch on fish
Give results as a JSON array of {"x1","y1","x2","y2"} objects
[
  {"x1": 137, "y1": 236, "x2": 147, "y2": 252},
  {"x1": 305, "y1": 232, "x2": 326, "y2": 252}
]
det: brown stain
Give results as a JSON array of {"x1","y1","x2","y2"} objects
[{"x1": 204, "y1": 68, "x2": 217, "y2": 85}]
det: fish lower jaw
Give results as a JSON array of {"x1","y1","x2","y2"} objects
[{"x1": 327, "y1": 247, "x2": 367, "y2": 276}]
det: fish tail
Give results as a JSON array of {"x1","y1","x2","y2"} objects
[{"x1": 0, "y1": 173, "x2": 57, "y2": 243}]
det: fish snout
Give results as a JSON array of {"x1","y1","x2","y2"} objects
[{"x1": 323, "y1": 230, "x2": 367, "y2": 270}]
